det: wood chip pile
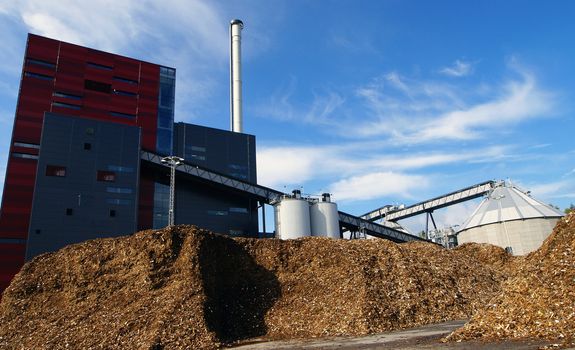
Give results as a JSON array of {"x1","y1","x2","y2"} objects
[
  {"x1": 0, "y1": 226, "x2": 513, "y2": 349},
  {"x1": 446, "y1": 211, "x2": 575, "y2": 345}
]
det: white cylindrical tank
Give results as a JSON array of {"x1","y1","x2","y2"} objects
[
  {"x1": 310, "y1": 193, "x2": 340, "y2": 239},
  {"x1": 275, "y1": 197, "x2": 311, "y2": 239}
]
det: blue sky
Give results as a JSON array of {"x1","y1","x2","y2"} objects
[{"x1": 0, "y1": 0, "x2": 574, "y2": 233}]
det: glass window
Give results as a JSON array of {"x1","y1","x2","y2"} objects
[
  {"x1": 107, "y1": 198, "x2": 132, "y2": 205},
  {"x1": 53, "y1": 92, "x2": 82, "y2": 100},
  {"x1": 106, "y1": 187, "x2": 132, "y2": 194},
  {"x1": 66, "y1": 208, "x2": 73, "y2": 216},
  {"x1": 153, "y1": 182, "x2": 169, "y2": 228},
  {"x1": 84, "y1": 143, "x2": 92, "y2": 150},
  {"x1": 229, "y1": 173, "x2": 248, "y2": 180},
  {"x1": 12, "y1": 153, "x2": 39, "y2": 160},
  {"x1": 46, "y1": 165, "x2": 66, "y2": 177},
  {"x1": 14, "y1": 142, "x2": 40, "y2": 149},
  {"x1": 228, "y1": 164, "x2": 247, "y2": 170},
  {"x1": 110, "y1": 111, "x2": 136, "y2": 119},
  {"x1": 113, "y1": 76, "x2": 138, "y2": 84},
  {"x1": 207, "y1": 210, "x2": 228, "y2": 216},
  {"x1": 26, "y1": 58, "x2": 56, "y2": 69},
  {"x1": 86, "y1": 128, "x2": 95, "y2": 136},
  {"x1": 160, "y1": 66, "x2": 176, "y2": 77},
  {"x1": 52, "y1": 102, "x2": 81, "y2": 110},
  {"x1": 109, "y1": 209, "x2": 116, "y2": 217},
  {"x1": 24, "y1": 72, "x2": 53, "y2": 81},
  {"x1": 87, "y1": 62, "x2": 113, "y2": 70},
  {"x1": 156, "y1": 129, "x2": 173, "y2": 156},
  {"x1": 107, "y1": 165, "x2": 134, "y2": 173},
  {"x1": 158, "y1": 108, "x2": 173, "y2": 128},
  {"x1": 84, "y1": 79, "x2": 111, "y2": 93},
  {"x1": 113, "y1": 89, "x2": 137, "y2": 97},
  {"x1": 159, "y1": 77, "x2": 175, "y2": 108},
  {"x1": 97, "y1": 171, "x2": 116, "y2": 182},
  {"x1": 190, "y1": 154, "x2": 206, "y2": 161},
  {"x1": 229, "y1": 207, "x2": 249, "y2": 214},
  {"x1": 0, "y1": 238, "x2": 27, "y2": 244}
]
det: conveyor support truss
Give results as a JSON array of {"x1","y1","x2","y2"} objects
[{"x1": 141, "y1": 151, "x2": 425, "y2": 243}]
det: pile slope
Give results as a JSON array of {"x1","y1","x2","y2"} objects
[
  {"x1": 0, "y1": 226, "x2": 513, "y2": 349},
  {"x1": 447, "y1": 211, "x2": 575, "y2": 343}
]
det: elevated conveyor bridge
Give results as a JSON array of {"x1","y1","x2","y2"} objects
[
  {"x1": 141, "y1": 151, "x2": 425, "y2": 243},
  {"x1": 360, "y1": 180, "x2": 496, "y2": 234}
]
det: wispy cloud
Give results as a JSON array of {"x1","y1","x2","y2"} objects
[
  {"x1": 439, "y1": 59, "x2": 474, "y2": 77},
  {"x1": 255, "y1": 61, "x2": 555, "y2": 147},
  {"x1": 353, "y1": 66, "x2": 554, "y2": 144},
  {"x1": 253, "y1": 77, "x2": 346, "y2": 126},
  {"x1": 328, "y1": 172, "x2": 429, "y2": 202},
  {"x1": 528, "y1": 180, "x2": 571, "y2": 198},
  {"x1": 257, "y1": 142, "x2": 512, "y2": 201}
]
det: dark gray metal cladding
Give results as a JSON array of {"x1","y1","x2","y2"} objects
[{"x1": 26, "y1": 113, "x2": 141, "y2": 259}]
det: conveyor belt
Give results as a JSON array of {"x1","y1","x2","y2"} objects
[
  {"x1": 141, "y1": 150, "x2": 426, "y2": 243},
  {"x1": 361, "y1": 180, "x2": 496, "y2": 222}
]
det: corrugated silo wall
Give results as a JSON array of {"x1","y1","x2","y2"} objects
[{"x1": 457, "y1": 217, "x2": 560, "y2": 255}]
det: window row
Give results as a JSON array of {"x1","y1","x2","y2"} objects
[
  {"x1": 50, "y1": 101, "x2": 137, "y2": 119},
  {"x1": 85, "y1": 79, "x2": 138, "y2": 94},
  {"x1": 65, "y1": 208, "x2": 118, "y2": 217},
  {"x1": 207, "y1": 207, "x2": 249, "y2": 216},
  {"x1": 25, "y1": 71, "x2": 53, "y2": 81},
  {"x1": 12, "y1": 152, "x2": 39, "y2": 160},
  {"x1": 53, "y1": 90, "x2": 136, "y2": 100},
  {"x1": 24, "y1": 57, "x2": 139, "y2": 87},
  {"x1": 13, "y1": 142, "x2": 40, "y2": 149},
  {"x1": 45, "y1": 166, "x2": 122, "y2": 183},
  {"x1": 26, "y1": 58, "x2": 56, "y2": 69}
]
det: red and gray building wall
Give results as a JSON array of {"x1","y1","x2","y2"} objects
[{"x1": 0, "y1": 34, "x2": 258, "y2": 294}]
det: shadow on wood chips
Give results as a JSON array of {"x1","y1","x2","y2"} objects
[
  {"x1": 200, "y1": 235, "x2": 281, "y2": 343},
  {"x1": 0, "y1": 213, "x2": 573, "y2": 349}
]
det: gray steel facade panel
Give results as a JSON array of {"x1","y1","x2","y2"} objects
[
  {"x1": 173, "y1": 122, "x2": 257, "y2": 183},
  {"x1": 26, "y1": 113, "x2": 141, "y2": 259}
]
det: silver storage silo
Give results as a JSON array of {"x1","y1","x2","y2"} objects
[
  {"x1": 457, "y1": 181, "x2": 564, "y2": 255},
  {"x1": 275, "y1": 190, "x2": 312, "y2": 239},
  {"x1": 310, "y1": 193, "x2": 340, "y2": 239}
]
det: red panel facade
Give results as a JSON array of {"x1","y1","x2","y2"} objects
[{"x1": 0, "y1": 34, "x2": 165, "y2": 296}]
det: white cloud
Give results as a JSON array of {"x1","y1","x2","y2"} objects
[
  {"x1": 253, "y1": 78, "x2": 346, "y2": 126},
  {"x1": 440, "y1": 59, "x2": 473, "y2": 77},
  {"x1": 256, "y1": 146, "x2": 328, "y2": 188},
  {"x1": 328, "y1": 172, "x2": 429, "y2": 202},
  {"x1": 353, "y1": 67, "x2": 554, "y2": 144},
  {"x1": 528, "y1": 180, "x2": 571, "y2": 198},
  {"x1": 256, "y1": 141, "x2": 512, "y2": 201},
  {"x1": 257, "y1": 62, "x2": 555, "y2": 147}
]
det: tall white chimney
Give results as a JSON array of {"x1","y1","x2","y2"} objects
[{"x1": 230, "y1": 19, "x2": 243, "y2": 133}]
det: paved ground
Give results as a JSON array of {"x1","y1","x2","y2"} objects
[{"x1": 230, "y1": 320, "x2": 568, "y2": 350}]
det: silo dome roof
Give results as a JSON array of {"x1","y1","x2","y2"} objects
[{"x1": 458, "y1": 181, "x2": 564, "y2": 232}]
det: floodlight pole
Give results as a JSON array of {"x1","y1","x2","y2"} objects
[{"x1": 161, "y1": 156, "x2": 184, "y2": 226}]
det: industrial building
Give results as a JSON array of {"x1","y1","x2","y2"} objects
[
  {"x1": 0, "y1": 33, "x2": 257, "y2": 294},
  {"x1": 0, "y1": 27, "x2": 422, "y2": 296},
  {"x1": 0, "y1": 27, "x2": 562, "y2": 299}
]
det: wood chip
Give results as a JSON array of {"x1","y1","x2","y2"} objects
[{"x1": 0, "y1": 223, "x2": 519, "y2": 349}]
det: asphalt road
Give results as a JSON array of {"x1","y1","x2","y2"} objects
[{"x1": 230, "y1": 320, "x2": 568, "y2": 350}]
